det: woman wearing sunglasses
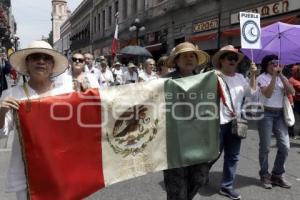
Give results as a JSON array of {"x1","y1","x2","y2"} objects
[
  {"x1": 257, "y1": 55, "x2": 295, "y2": 190},
  {"x1": 68, "y1": 53, "x2": 100, "y2": 91},
  {"x1": 0, "y1": 41, "x2": 72, "y2": 200},
  {"x1": 212, "y1": 45, "x2": 257, "y2": 200}
]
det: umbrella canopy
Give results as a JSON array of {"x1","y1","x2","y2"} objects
[
  {"x1": 241, "y1": 22, "x2": 300, "y2": 65},
  {"x1": 120, "y1": 45, "x2": 152, "y2": 57}
]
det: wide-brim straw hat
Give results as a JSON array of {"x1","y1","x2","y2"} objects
[
  {"x1": 212, "y1": 45, "x2": 244, "y2": 68},
  {"x1": 167, "y1": 42, "x2": 209, "y2": 68},
  {"x1": 9, "y1": 40, "x2": 68, "y2": 77}
]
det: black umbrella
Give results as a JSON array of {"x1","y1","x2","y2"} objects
[{"x1": 120, "y1": 45, "x2": 152, "y2": 57}]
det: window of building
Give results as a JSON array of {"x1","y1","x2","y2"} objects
[
  {"x1": 132, "y1": 0, "x2": 138, "y2": 14},
  {"x1": 115, "y1": 1, "x2": 119, "y2": 14},
  {"x1": 109, "y1": 6, "x2": 112, "y2": 27},
  {"x1": 98, "y1": 13, "x2": 101, "y2": 32},
  {"x1": 102, "y1": 10, "x2": 106, "y2": 31},
  {"x1": 94, "y1": 16, "x2": 97, "y2": 34},
  {"x1": 123, "y1": 0, "x2": 128, "y2": 18}
]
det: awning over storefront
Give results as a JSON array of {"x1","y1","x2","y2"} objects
[
  {"x1": 222, "y1": 15, "x2": 299, "y2": 37},
  {"x1": 191, "y1": 32, "x2": 217, "y2": 42},
  {"x1": 145, "y1": 43, "x2": 163, "y2": 52}
]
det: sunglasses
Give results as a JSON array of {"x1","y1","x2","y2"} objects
[
  {"x1": 72, "y1": 57, "x2": 84, "y2": 63},
  {"x1": 225, "y1": 54, "x2": 239, "y2": 62},
  {"x1": 268, "y1": 60, "x2": 279, "y2": 65},
  {"x1": 27, "y1": 53, "x2": 53, "y2": 61}
]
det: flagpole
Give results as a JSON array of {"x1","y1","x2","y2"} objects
[{"x1": 112, "y1": 12, "x2": 119, "y2": 62}]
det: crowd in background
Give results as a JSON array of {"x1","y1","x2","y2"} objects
[{"x1": 0, "y1": 40, "x2": 300, "y2": 200}]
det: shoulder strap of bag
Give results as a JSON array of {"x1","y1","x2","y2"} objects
[
  {"x1": 22, "y1": 84, "x2": 32, "y2": 112},
  {"x1": 218, "y1": 74, "x2": 236, "y2": 115}
]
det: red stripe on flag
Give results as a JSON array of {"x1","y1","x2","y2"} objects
[{"x1": 18, "y1": 89, "x2": 105, "y2": 200}]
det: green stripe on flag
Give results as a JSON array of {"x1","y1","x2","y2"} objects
[{"x1": 165, "y1": 71, "x2": 220, "y2": 168}]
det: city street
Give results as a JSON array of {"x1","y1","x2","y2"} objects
[{"x1": 1, "y1": 123, "x2": 299, "y2": 200}]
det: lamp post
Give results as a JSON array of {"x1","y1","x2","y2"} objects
[
  {"x1": 10, "y1": 34, "x2": 19, "y2": 51},
  {"x1": 129, "y1": 18, "x2": 145, "y2": 46}
]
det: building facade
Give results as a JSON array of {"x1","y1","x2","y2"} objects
[
  {"x1": 52, "y1": 0, "x2": 69, "y2": 44},
  {"x1": 69, "y1": 0, "x2": 93, "y2": 53},
  {"x1": 0, "y1": 0, "x2": 17, "y2": 52},
  {"x1": 65, "y1": 0, "x2": 300, "y2": 60}
]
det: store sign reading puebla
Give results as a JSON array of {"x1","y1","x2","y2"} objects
[
  {"x1": 193, "y1": 18, "x2": 219, "y2": 33},
  {"x1": 231, "y1": 0, "x2": 298, "y2": 24},
  {"x1": 240, "y1": 12, "x2": 261, "y2": 49}
]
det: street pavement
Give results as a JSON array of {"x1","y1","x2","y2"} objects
[{"x1": 0, "y1": 122, "x2": 299, "y2": 200}]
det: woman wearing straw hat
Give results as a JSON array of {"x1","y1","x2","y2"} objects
[
  {"x1": 0, "y1": 41, "x2": 71, "y2": 200},
  {"x1": 212, "y1": 45, "x2": 257, "y2": 200},
  {"x1": 163, "y1": 42, "x2": 210, "y2": 200}
]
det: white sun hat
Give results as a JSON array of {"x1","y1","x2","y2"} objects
[{"x1": 9, "y1": 40, "x2": 69, "y2": 77}]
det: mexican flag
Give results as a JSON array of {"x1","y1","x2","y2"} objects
[{"x1": 17, "y1": 71, "x2": 220, "y2": 200}]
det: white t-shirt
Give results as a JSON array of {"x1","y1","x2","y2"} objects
[
  {"x1": 0, "y1": 82, "x2": 73, "y2": 192},
  {"x1": 257, "y1": 73, "x2": 284, "y2": 108},
  {"x1": 219, "y1": 73, "x2": 256, "y2": 124},
  {"x1": 123, "y1": 71, "x2": 139, "y2": 84},
  {"x1": 84, "y1": 65, "x2": 101, "y2": 84},
  {"x1": 99, "y1": 69, "x2": 114, "y2": 88},
  {"x1": 139, "y1": 71, "x2": 159, "y2": 82},
  {"x1": 112, "y1": 68, "x2": 124, "y2": 85}
]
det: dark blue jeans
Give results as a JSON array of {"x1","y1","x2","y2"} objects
[{"x1": 220, "y1": 122, "x2": 242, "y2": 189}]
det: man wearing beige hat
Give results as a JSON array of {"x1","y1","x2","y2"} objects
[
  {"x1": 0, "y1": 40, "x2": 71, "y2": 200},
  {"x1": 123, "y1": 62, "x2": 139, "y2": 84},
  {"x1": 112, "y1": 61, "x2": 124, "y2": 85}
]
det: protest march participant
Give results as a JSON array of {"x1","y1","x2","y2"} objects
[
  {"x1": 163, "y1": 42, "x2": 210, "y2": 200},
  {"x1": 84, "y1": 53, "x2": 101, "y2": 84},
  {"x1": 112, "y1": 61, "x2": 124, "y2": 85},
  {"x1": 123, "y1": 63, "x2": 139, "y2": 84},
  {"x1": 289, "y1": 64, "x2": 300, "y2": 139},
  {"x1": 257, "y1": 55, "x2": 295, "y2": 190},
  {"x1": 0, "y1": 41, "x2": 70, "y2": 200},
  {"x1": 212, "y1": 45, "x2": 257, "y2": 200},
  {"x1": 139, "y1": 58, "x2": 159, "y2": 82},
  {"x1": 99, "y1": 60, "x2": 114, "y2": 88},
  {"x1": 68, "y1": 53, "x2": 100, "y2": 91},
  {"x1": 0, "y1": 51, "x2": 11, "y2": 97},
  {"x1": 156, "y1": 56, "x2": 170, "y2": 77}
]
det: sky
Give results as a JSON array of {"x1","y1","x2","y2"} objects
[{"x1": 11, "y1": 0, "x2": 83, "y2": 48}]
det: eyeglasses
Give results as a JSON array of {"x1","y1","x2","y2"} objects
[
  {"x1": 72, "y1": 57, "x2": 84, "y2": 63},
  {"x1": 225, "y1": 54, "x2": 239, "y2": 62},
  {"x1": 268, "y1": 60, "x2": 279, "y2": 65},
  {"x1": 27, "y1": 53, "x2": 53, "y2": 61}
]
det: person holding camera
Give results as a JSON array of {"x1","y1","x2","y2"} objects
[{"x1": 257, "y1": 55, "x2": 295, "y2": 190}]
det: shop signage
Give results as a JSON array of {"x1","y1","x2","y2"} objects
[
  {"x1": 193, "y1": 18, "x2": 219, "y2": 33},
  {"x1": 230, "y1": 0, "x2": 298, "y2": 24}
]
